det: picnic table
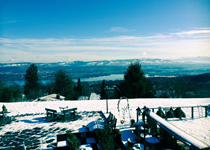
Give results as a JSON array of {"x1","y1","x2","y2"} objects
[
  {"x1": 45, "y1": 107, "x2": 77, "y2": 122},
  {"x1": 146, "y1": 137, "x2": 160, "y2": 149}
]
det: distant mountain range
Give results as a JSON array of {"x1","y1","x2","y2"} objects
[{"x1": 0, "y1": 57, "x2": 210, "y2": 83}]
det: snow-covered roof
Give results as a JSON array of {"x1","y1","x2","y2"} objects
[
  {"x1": 33, "y1": 94, "x2": 65, "y2": 102},
  {"x1": 89, "y1": 93, "x2": 100, "y2": 100}
]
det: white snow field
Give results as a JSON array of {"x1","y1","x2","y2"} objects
[{"x1": 0, "y1": 98, "x2": 210, "y2": 149}]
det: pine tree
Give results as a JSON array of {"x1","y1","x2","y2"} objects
[
  {"x1": 54, "y1": 70, "x2": 74, "y2": 100},
  {"x1": 24, "y1": 64, "x2": 40, "y2": 100},
  {"x1": 100, "y1": 80, "x2": 108, "y2": 99},
  {"x1": 76, "y1": 78, "x2": 82, "y2": 95},
  {"x1": 0, "y1": 80, "x2": 3, "y2": 102},
  {"x1": 66, "y1": 131, "x2": 80, "y2": 150},
  {"x1": 98, "y1": 123, "x2": 114, "y2": 150},
  {"x1": 2, "y1": 86, "x2": 22, "y2": 102},
  {"x1": 156, "y1": 107, "x2": 165, "y2": 118},
  {"x1": 115, "y1": 62, "x2": 154, "y2": 98}
]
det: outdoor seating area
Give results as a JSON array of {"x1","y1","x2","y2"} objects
[
  {"x1": 87, "y1": 112, "x2": 117, "y2": 132},
  {"x1": 55, "y1": 128, "x2": 99, "y2": 150},
  {"x1": 51, "y1": 105, "x2": 210, "y2": 150},
  {"x1": 53, "y1": 107, "x2": 205, "y2": 150},
  {"x1": 1, "y1": 99, "x2": 210, "y2": 150},
  {"x1": 54, "y1": 112, "x2": 121, "y2": 150},
  {"x1": 45, "y1": 107, "x2": 77, "y2": 122}
]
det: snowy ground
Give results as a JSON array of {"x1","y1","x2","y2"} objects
[
  {"x1": 0, "y1": 98, "x2": 210, "y2": 149},
  {"x1": 0, "y1": 112, "x2": 103, "y2": 149}
]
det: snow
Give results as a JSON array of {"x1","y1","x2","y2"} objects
[
  {"x1": 89, "y1": 93, "x2": 100, "y2": 100},
  {"x1": 149, "y1": 112, "x2": 208, "y2": 148},
  {"x1": 145, "y1": 137, "x2": 160, "y2": 144},
  {"x1": 80, "y1": 144, "x2": 92, "y2": 150},
  {"x1": 0, "y1": 98, "x2": 210, "y2": 148},
  {"x1": 33, "y1": 94, "x2": 65, "y2": 102},
  {"x1": 169, "y1": 117, "x2": 210, "y2": 146},
  {"x1": 120, "y1": 128, "x2": 136, "y2": 145}
]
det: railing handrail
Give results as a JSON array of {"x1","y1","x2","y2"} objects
[
  {"x1": 149, "y1": 105, "x2": 209, "y2": 110},
  {"x1": 144, "y1": 109, "x2": 209, "y2": 149}
]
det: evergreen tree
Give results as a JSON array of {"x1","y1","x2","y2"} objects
[
  {"x1": 1, "y1": 85, "x2": 22, "y2": 102},
  {"x1": 73, "y1": 78, "x2": 83, "y2": 100},
  {"x1": 1, "y1": 87, "x2": 13, "y2": 102},
  {"x1": 24, "y1": 64, "x2": 40, "y2": 100},
  {"x1": 115, "y1": 62, "x2": 154, "y2": 98},
  {"x1": 54, "y1": 70, "x2": 74, "y2": 100},
  {"x1": 75, "y1": 78, "x2": 82, "y2": 95},
  {"x1": 77, "y1": 78, "x2": 82, "y2": 94},
  {"x1": 98, "y1": 123, "x2": 114, "y2": 150},
  {"x1": 100, "y1": 80, "x2": 108, "y2": 99},
  {"x1": 0, "y1": 80, "x2": 3, "y2": 102},
  {"x1": 156, "y1": 107, "x2": 165, "y2": 118},
  {"x1": 167, "y1": 108, "x2": 175, "y2": 118},
  {"x1": 66, "y1": 131, "x2": 80, "y2": 150}
]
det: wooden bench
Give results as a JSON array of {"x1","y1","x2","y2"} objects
[
  {"x1": 45, "y1": 108, "x2": 57, "y2": 121},
  {"x1": 110, "y1": 116, "x2": 117, "y2": 129},
  {"x1": 61, "y1": 108, "x2": 77, "y2": 122},
  {"x1": 105, "y1": 112, "x2": 113, "y2": 124}
]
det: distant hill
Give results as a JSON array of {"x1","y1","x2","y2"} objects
[
  {"x1": 149, "y1": 73, "x2": 210, "y2": 98},
  {"x1": 0, "y1": 57, "x2": 210, "y2": 83},
  {"x1": 190, "y1": 73, "x2": 210, "y2": 83}
]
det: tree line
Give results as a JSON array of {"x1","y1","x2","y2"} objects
[
  {"x1": 1, "y1": 62, "x2": 209, "y2": 102},
  {"x1": 0, "y1": 62, "x2": 154, "y2": 102},
  {"x1": 1, "y1": 61, "x2": 209, "y2": 102}
]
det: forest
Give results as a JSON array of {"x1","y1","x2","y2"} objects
[{"x1": 0, "y1": 62, "x2": 209, "y2": 102}]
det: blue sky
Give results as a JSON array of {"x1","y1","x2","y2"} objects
[{"x1": 0, "y1": 0, "x2": 210, "y2": 63}]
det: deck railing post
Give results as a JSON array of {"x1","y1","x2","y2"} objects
[
  {"x1": 142, "y1": 108, "x2": 148, "y2": 150},
  {"x1": 191, "y1": 107, "x2": 194, "y2": 119},
  {"x1": 136, "y1": 111, "x2": 139, "y2": 122},
  {"x1": 205, "y1": 106, "x2": 207, "y2": 117},
  {"x1": 136, "y1": 107, "x2": 141, "y2": 122},
  {"x1": 165, "y1": 110, "x2": 167, "y2": 120},
  {"x1": 106, "y1": 99, "x2": 108, "y2": 113}
]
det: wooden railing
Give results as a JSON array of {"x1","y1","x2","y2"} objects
[
  {"x1": 149, "y1": 105, "x2": 209, "y2": 119},
  {"x1": 142, "y1": 107, "x2": 210, "y2": 150}
]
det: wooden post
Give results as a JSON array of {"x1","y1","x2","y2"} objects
[
  {"x1": 205, "y1": 106, "x2": 207, "y2": 117},
  {"x1": 165, "y1": 110, "x2": 167, "y2": 120},
  {"x1": 142, "y1": 113, "x2": 146, "y2": 150},
  {"x1": 2, "y1": 111, "x2": 5, "y2": 125},
  {"x1": 136, "y1": 107, "x2": 141, "y2": 123},
  {"x1": 191, "y1": 107, "x2": 194, "y2": 119},
  {"x1": 137, "y1": 111, "x2": 138, "y2": 122},
  {"x1": 106, "y1": 99, "x2": 108, "y2": 113},
  {"x1": 152, "y1": 108, "x2": 154, "y2": 112}
]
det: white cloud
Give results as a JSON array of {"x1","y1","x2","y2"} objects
[
  {"x1": 0, "y1": 28, "x2": 210, "y2": 62},
  {"x1": 141, "y1": 52, "x2": 147, "y2": 57},
  {"x1": 172, "y1": 29, "x2": 210, "y2": 37}
]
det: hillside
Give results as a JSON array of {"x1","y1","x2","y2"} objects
[
  {"x1": 0, "y1": 57, "x2": 210, "y2": 83},
  {"x1": 149, "y1": 73, "x2": 210, "y2": 98}
]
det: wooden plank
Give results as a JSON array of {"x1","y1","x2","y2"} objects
[
  {"x1": 45, "y1": 108, "x2": 57, "y2": 113},
  {"x1": 149, "y1": 105, "x2": 209, "y2": 110},
  {"x1": 62, "y1": 108, "x2": 77, "y2": 113}
]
